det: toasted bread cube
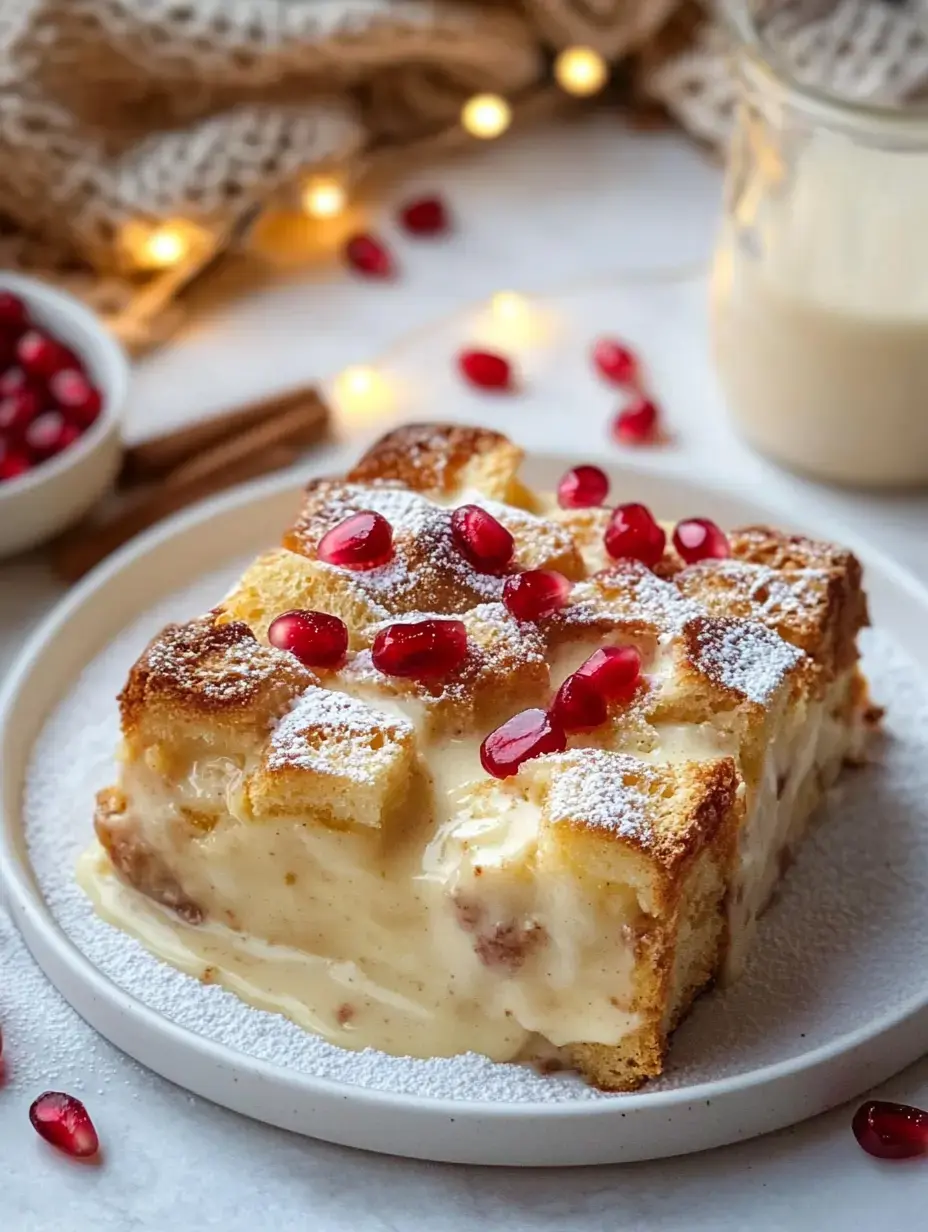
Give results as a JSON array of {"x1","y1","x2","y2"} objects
[
  {"x1": 118, "y1": 615, "x2": 315, "y2": 763},
  {"x1": 347, "y1": 422, "x2": 525, "y2": 503},
  {"x1": 246, "y1": 689, "x2": 426, "y2": 839},
  {"x1": 217, "y1": 548, "x2": 390, "y2": 648}
]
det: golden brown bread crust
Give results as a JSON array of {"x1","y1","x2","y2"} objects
[{"x1": 347, "y1": 422, "x2": 523, "y2": 501}]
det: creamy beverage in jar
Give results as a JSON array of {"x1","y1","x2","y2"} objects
[{"x1": 711, "y1": 13, "x2": 928, "y2": 487}]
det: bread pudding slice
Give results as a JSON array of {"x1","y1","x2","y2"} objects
[{"x1": 81, "y1": 422, "x2": 873, "y2": 1089}]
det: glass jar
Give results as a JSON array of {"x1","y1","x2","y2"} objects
[{"x1": 710, "y1": 3, "x2": 928, "y2": 487}]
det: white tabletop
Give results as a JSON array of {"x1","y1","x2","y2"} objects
[{"x1": 2, "y1": 114, "x2": 928, "y2": 1231}]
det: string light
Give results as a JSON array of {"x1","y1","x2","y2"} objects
[
  {"x1": 301, "y1": 176, "x2": 347, "y2": 219},
  {"x1": 330, "y1": 365, "x2": 396, "y2": 425},
  {"x1": 554, "y1": 47, "x2": 609, "y2": 97},
  {"x1": 461, "y1": 94, "x2": 512, "y2": 140},
  {"x1": 122, "y1": 220, "x2": 204, "y2": 271}
]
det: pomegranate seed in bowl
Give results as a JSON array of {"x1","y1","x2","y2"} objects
[
  {"x1": 556, "y1": 464, "x2": 609, "y2": 509},
  {"x1": 17, "y1": 329, "x2": 74, "y2": 381},
  {"x1": 0, "y1": 290, "x2": 29, "y2": 333},
  {"x1": 0, "y1": 386, "x2": 41, "y2": 435},
  {"x1": 50, "y1": 369, "x2": 103, "y2": 428},
  {"x1": 29, "y1": 1092, "x2": 99, "y2": 1159},
  {"x1": 0, "y1": 440, "x2": 30, "y2": 482}
]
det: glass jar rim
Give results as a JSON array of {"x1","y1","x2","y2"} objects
[{"x1": 724, "y1": 0, "x2": 928, "y2": 137}]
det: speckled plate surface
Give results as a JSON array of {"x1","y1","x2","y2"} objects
[{"x1": 3, "y1": 453, "x2": 928, "y2": 1166}]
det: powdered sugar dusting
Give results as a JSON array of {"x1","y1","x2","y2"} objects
[
  {"x1": 268, "y1": 688, "x2": 412, "y2": 781},
  {"x1": 540, "y1": 749, "x2": 659, "y2": 838},
  {"x1": 687, "y1": 617, "x2": 805, "y2": 705}
]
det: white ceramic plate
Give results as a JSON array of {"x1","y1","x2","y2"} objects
[{"x1": 3, "y1": 453, "x2": 928, "y2": 1167}]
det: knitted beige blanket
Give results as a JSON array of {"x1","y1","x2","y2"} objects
[{"x1": 2, "y1": 0, "x2": 926, "y2": 338}]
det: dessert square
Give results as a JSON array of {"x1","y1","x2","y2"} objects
[{"x1": 83, "y1": 424, "x2": 874, "y2": 1089}]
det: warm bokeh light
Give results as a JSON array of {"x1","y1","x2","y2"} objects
[
  {"x1": 301, "y1": 176, "x2": 347, "y2": 219},
  {"x1": 491, "y1": 291, "x2": 529, "y2": 323},
  {"x1": 330, "y1": 365, "x2": 396, "y2": 426},
  {"x1": 554, "y1": 47, "x2": 609, "y2": 97},
  {"x1": 141, "y1": 225, "x2": 188, "y2": 268},
  {"x1": 461, "y1": 94, "x2": 512, "y2": 140}
]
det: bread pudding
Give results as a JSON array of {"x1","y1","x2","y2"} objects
[{"x1": 79, "y1": 424, "x2": 874, "y2": 1090}]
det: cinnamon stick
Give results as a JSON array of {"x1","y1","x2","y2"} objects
[
  {"x1": 119, "y1": 385, "x2": 327, "y2": 485},
  {"x1": 53, "y1": 443, "x2": 301, "y2": 584}
]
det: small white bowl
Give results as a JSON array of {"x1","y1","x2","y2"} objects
[{"x1": 0, "y1": 273, "x2": 129, "y2": 558}]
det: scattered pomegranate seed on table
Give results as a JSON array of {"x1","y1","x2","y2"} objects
[
  {"x1": 268, "y1": 610, "x2": 349, "y2": 669},
  {"x1": 29, "y1": 1092, "x2": 99, "y2": 1159},
  {"x1": 612, "y1": 396, "x2": 661, "y2": 446},
  {"x1": 852, "y1": 1101, "x2": 928, "y2": 1160},
  {"x1": 317, "y1": 511, "x2": 394, "y2": 570},
  {"x1": 592, "y1": 338, "x2": 640, "y2": 388},
  {"x1": 556, "y1": 464, "x2": 609, "y2": 509},
  {"x1": 372, "y1": 618, "x2": 468, "y2": 680},
  {"x1": 604, "y1": 502, "x2": 667, "y2": 567},
  {"x1": 551, "y1": 673, "x2": 608, "y2": 732},
  {"x1": 502, "y1": 570, "x2": 572, "y2": 621},
  {"x1": 457, "y1": 348, "x2": 514, "y2": 392},
  {"x1": 451, "y1": 504, "x2": 514, "y2": 574},
  {"x1": 399, "y1": 195, "x2": 450, "y2": 236},
  {"x1": 344, "y1": 233, "x2": 395, "y2": 278},
  {"x1": 480, "y1": 708, "x2": 567, "y2": 778},
  {"x1": 576, "y1": 645, "x2": 642, "y2": 702},
  {"x1": 673, "y1": 518, "x2": 731, "y2": 564}
]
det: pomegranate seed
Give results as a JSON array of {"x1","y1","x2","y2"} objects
[
  {"x1": 268, "y1": 609, "x2": 348, "y2": 668},
  {"x1": 551, "y1": 673, "x2": 608, "y2": 732},
  {"x1": 673, "y1": 518, "x2": 731, "y2": 564},
  {"x1": 26, "y1": 410, "x2": 72, "y2": 459},
  {"x1": 372, "y1": 618, "x2": 468, "y2": 679},
  {"x1": 612, "y1": 396, "x2": 660, "y2": 446},
  {"x1": 604, "y1": 502, "x2": 666, "y2": 567},
  {"x1": 50, "y1": 369, "x2": 102, "y2": 427},
  {"x1": 317, "y1": 511, "x2": 393, "y2": 570},
  {"x1": 457, "y1": 349, "x2": 513, "y2": 392},
  {"x1": 451, "y1": 504, "x2": 514, "y2": 574},
  {"x1": 576, "y1": 645, "x2": 642, "y2": 702},
  {"x1": 0, "y1": 386, "x2": 41, "y2": 434},
  {"x1": 17, "y1": 329, "x2": 74, "y2": 380},
  {"x1": 853, "y1": 1101, "x2": 928, "y2": 1160},
  {"x1": 344, "y1": 233, "x2": 394, "y2": 278},
  {"x1": 0, "y1": 290, "x2": 29, "y2": 332},
  {"x1": 480, "y1": 708, "x2": 567, "y2": 779},
  {"x1": 556, "y1": 464, "x2": 610, "y2": 509},
  {"x1": 592, "y1": 338, "x2": 639, "y2": 387},
  {"x1": 399, "y1": 195, "x2": 449, "y2": 236},
  {"x1": 29, "y1": 1091, "x2": 99, "y2": 1158},
  {"x1": 502, "y1": 569, "x2": 572, "y2": 621},
  {"x1": 0, "y1": 365, "x2": 30, "y2": 397},
  {"x1": 0, "y1": 443, "x2": 30, "y2": 482}
]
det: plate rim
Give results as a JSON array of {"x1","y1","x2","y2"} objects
[{"x1": 4, "y1": 451, "x2": 928, "y2": 1156}]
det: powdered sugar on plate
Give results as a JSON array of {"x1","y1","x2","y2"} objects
[{"x1": 19, "y1": 559, "x2": 928, "y2": 1105}]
